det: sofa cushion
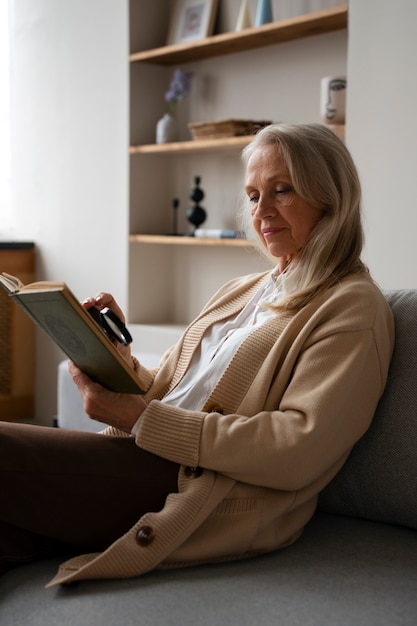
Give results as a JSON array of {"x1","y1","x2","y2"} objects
[
  {"x1": 319, "y1": 289, "x2": 417, "y2": 530},
  {"x1": 1, "y1": 514, "x2": 417, "y2": 626}
]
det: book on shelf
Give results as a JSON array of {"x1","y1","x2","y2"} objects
[
  {"x1": 0, "y1": 273, "x2": 144, "y2": 394},
  {"x1": 193, "y1": 229, "x2": 244, "y2": 239}
]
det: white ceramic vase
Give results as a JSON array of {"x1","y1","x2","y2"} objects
[
  {"x1": 156, "y1": 113, "x2": 178, "y2": 144},
  {"x1": 236, "y1": 0, "x2": 251, "y2": 30}
]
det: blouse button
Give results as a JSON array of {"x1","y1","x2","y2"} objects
[{"x1": 135, "y1": 526, "x2": 154, "y2": 547}]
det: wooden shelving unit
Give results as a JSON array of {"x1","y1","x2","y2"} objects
[
  {"x1": 130, "y1": 5, "x2": 347, "y2": 65},
  {"x1": 128, "y1": 3, "x2": 348, "y2": 331}
]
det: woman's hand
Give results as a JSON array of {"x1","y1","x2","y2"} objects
[
  {"x1": 82, "y1": 292, "x2": 132, "y2": 366},
  {"x1": 68, "y1": 361, "x2": 148, "y2": 433}
]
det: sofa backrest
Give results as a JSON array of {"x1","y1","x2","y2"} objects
[{"x1": 319, "y1": 289, "x2": 417, "y2": 530}]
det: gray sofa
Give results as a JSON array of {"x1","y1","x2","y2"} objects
[{"x1": 1, "y1": 290, "x2": 416, "y2": 626}]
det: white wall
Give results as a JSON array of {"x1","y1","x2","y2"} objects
[
  {"x1": 347, "y1": 0, "x2": 417, "y2": 289},
  {"x1": 9, "y1": 0, "x2": 129, "y2": 423}
]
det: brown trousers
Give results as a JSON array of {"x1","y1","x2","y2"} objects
[{"x1": 0, "y1": 421, "x2": 179, "y2": 574}]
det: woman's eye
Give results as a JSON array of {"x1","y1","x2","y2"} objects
[
  {"x1": 276, "y1": 186, "x2": 292, "y2": 195},
  {"x1": 247, "y1": 186, "x2": 293, "y2": 209}
]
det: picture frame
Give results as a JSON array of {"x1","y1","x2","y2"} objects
[{"x1": 166, "y1": 0, "x2": 218, "y2": 46}]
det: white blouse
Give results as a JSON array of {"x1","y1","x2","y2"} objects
[{"x1": 161, "y1": 268, "x2": 289, "y2": 411}]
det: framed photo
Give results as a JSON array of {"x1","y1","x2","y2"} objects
[{"x1": 166, "y1": 0, "x2": 218, "y2": 46}]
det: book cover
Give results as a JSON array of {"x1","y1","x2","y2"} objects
[{"x1": 0, "y1": 273, "x2": 144, "y2": 394}]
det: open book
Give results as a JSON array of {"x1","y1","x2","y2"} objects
[{"x1": 0, "y1": 273, "x2": 145, "y2": 394}]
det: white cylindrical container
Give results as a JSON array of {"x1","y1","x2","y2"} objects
[{"x1": 320, "y1": 75, "x2": 347, "y2": 124}]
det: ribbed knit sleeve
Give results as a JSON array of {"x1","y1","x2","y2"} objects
[{"x1": 136, "y1": 401, "x2": 205, "y2": 467}]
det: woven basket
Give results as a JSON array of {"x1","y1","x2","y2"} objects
[{"x1": 188, "y1": 119, "x2": 272, "y2": 140}]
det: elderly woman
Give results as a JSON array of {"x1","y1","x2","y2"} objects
[{"x1": 1, "y1": 124, "x2": 394, "y2": 585}]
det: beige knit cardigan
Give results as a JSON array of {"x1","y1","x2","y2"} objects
[{"x1": 48, "y1": 271, "x2": 394, "y2": 587}]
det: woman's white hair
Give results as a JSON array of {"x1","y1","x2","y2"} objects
[{"x1": 240, "y1": 123, "x2": 368, "y2": 311}]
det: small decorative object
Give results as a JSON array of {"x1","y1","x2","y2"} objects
[
  {"x1": 187, "y1": 176, "x2": 207, "y2": 234},
  {"x1": 255, "y1": 0, "x2": 273, "y2": 26},
  {"x1": 164, "y1": 68, "x2": 193, "y2": 115},
  {"x1": 320, "y1": 75, "x2": 347, "y2": 125},
  {"x1": 170, "y1": 198, "x2": 180, "y2": 235},
  {"x1": 235, "y1": 0, "x2": 251, "y2": 31},
  {"x1": 156, "y1": 113, "x2": 178, "y2": 144},
  {"x1": 166, "y1": 0, "x2": 218, "y2": 46},
  {"x1": 156, "y1": 68, "x2": 193, "y2": 144}
]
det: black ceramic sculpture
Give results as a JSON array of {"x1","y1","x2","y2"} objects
[{"x1": 187, "y1": 176, "x2": 207, "y2": 233}]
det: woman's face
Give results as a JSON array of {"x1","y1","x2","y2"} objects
[{"x1": 245, "y1": 144, "x2": 323, "y2": 268}]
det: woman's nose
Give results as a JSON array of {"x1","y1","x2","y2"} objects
[{"x1": 254, "y1": 195, "x2": 276, "y2": 218}]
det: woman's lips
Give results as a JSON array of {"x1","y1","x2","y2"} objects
[{"x1": 262, "y1": 227, "x2": 285, "y2": 238}]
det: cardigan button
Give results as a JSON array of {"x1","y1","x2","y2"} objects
[
  {"x1": 184, "y1": 466, "x2": 203, "y2": 478},
  {"x1": 206, "y1": 403, "x2": 224, "y2": 414},
  {"x1": 135, "y1": 526, "x2": 154, "y2": 547}
]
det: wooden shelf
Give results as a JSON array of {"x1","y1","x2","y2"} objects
[
  {"x1": 129, "y1": 135, "x2": 252, "y2": 155},
  {"x1": 129, "y1": 6, "x2": 347, "y2": 66},
  {"x1": 129, "y1": 234, "x2": 256, "y2": 248}
]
